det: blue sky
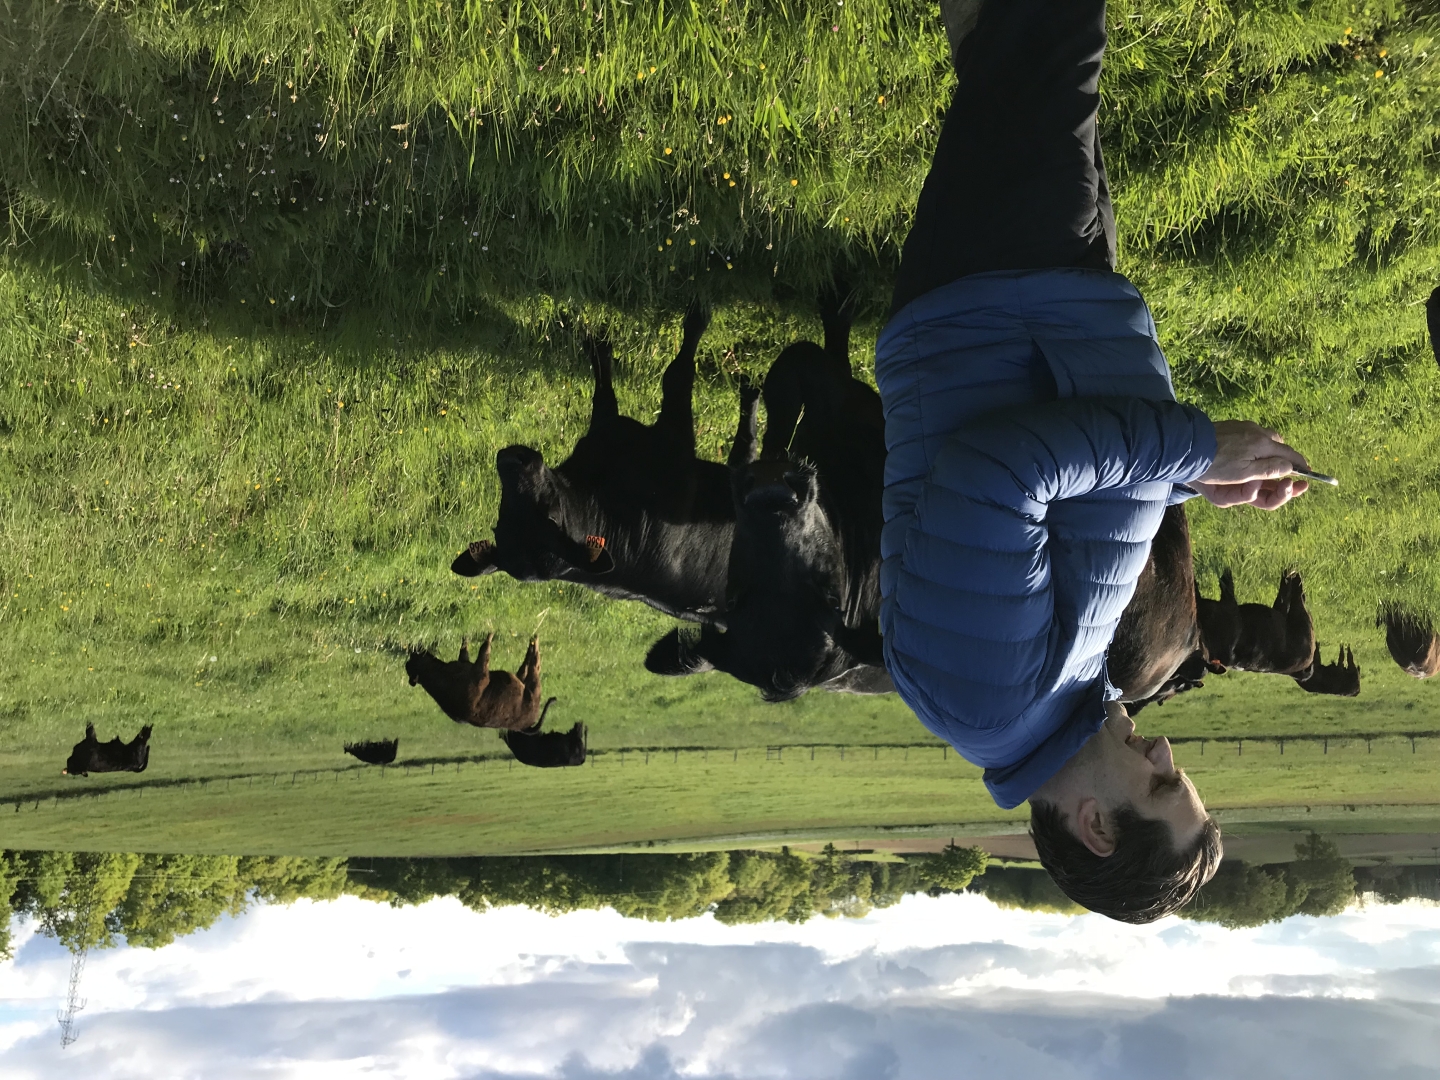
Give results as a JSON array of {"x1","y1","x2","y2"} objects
[{"x1": 3, "y1": 892, "x2": 1440, "y2": 1078}]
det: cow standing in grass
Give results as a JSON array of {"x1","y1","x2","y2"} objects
[
  {"x1": 501, "y1": 722, "x2": 588, "y2": 767},
  {"x1": 407, "y1": 634, "x2": 554, "y2": 731},
  {"x1": 452, "y1": 306, "x2": 748, "y2": 624},
  {"x1": 1197, "y1": 568, "x2": 1359, "y2": 695},
  {"x1": 63, "y1": 723, "x2": 152, "y2": 776},
  {"x1": 344, "y1": 739, "x2": 399, "y2": 765},
  {"x1": 644, "y1": 288, "x2": 889, "y2": 700}
]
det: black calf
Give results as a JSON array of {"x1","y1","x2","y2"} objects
[
  {"x1": 501, "y1": 722, "x2": 588, "y2": 767},
  {"x1": 344, "y1": 739, "x2": 399, "y2": 765},
  {"x1": 1294, "y1": 646, "x2": 1360, "y2": 696}
]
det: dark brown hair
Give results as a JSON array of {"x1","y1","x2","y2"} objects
[{"x1": 1029, "y1": 800, "x2": 1222, "y2": 924}]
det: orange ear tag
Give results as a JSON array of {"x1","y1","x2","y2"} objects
[
  {"x1": 585, "y1": 535, "x2": 607, "y2": 562},
  {"x1": 469, "y1": 540, "x2": 494, "y2": 560}
]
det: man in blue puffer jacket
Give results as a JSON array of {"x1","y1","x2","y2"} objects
[{"x1": 879, "y1": 0, "x2": 1315, "y2": 922}]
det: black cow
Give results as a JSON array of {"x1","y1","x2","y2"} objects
[
  {"x1": 500, "y1": 722, "x2": 588, "y2": 768},
  {"x1": 344, "y1": 739, "x2": 398, "y2": 765},
  {"x1": 1379, "y1": 603, "x2": 1440, "y2": 679},
  {"x1": 645, "y1": 290, "x2": 887, "y2": 699},
  {"x1": 1294, "y1": 645, "x2": 1360, "y2": 696},
  {"x1": 452, "y1": 306, "x2": 744, "y2": 623},
  {"x1": 63, "y1": 723, "x2": 152, "y2": 776}
]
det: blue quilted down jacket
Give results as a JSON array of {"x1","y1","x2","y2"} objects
[{"x1": 876, "y1": 268, "x2": 1217, "y2": 809}]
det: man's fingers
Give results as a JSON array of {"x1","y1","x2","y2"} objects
[
  {"x1": 1250, "y1": 454, "x2": 1311, "y2": 480},
  {"x1": 1252, "y1": 478, "x2": 1301, "y2": 511}
]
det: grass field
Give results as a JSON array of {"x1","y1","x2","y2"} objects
[{"x1": 2, "y1": 1, "x2": 1440, "y2": 853}]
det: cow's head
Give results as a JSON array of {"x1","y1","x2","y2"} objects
[
  {"x1": 1379, "y1": 603, "x2": 1440, "y2": 679},
  {"x1": 646, "y1": 458, "x2": 877, "y2": 700},
  {"x1": 62, "y1": 722, "x2": 98, "y2": 776},
  {"x1": 451, "y1": 444, "x2": 614, "y2": 581}
]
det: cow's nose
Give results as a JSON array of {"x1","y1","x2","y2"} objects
[
  {"x1": 743, "y1": 460, "x2": 802, "y2": 508},
  {"x1": 744, "y1": 480, "x2": 800, "y2": 509},
  {"x1": 496, "y1": 445, "x2": 542, "y2": 476}
]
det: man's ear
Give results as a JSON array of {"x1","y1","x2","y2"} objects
[{"x1": 1076, "y1": 797, "x2": 1117, "y2": 858}]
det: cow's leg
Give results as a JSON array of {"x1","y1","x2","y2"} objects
[
  {"x1": 473, "y1": 633, "x2": 494, "y2": 680},
  {"x1": 516, "y1": 635, "x2": 541, "y2": 682},
  {"x1": 655, "y1": 302, "x2": 709, "y2": 455},
  {"x1": 584, "y1": 336, "x2": 619, "y2": 432},
  {"x1": 728, "y1": 377, "x2": 762, "y2": 469},
  {"x1": 819, "y1": 278, "x2": 858, "y2": 369},
  {"x1": 518, "y1": 637, "x2": 543, "y2": 721}
]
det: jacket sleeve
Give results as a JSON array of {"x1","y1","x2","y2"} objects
[
  {"x1": 924, "y1": 396, "x2": 1215, "y2": 525},
  {"x1": 886, "y1": 398, "x2": 1215, "y2": 702}
]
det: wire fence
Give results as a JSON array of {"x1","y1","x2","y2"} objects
[{"x1": 7, "y1": 731, "x2": 1440, "y2": 814}]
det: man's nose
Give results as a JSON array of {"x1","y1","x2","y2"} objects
[{"x1": 1147, "y1": 735, "x2": 1177, "y2": 774}]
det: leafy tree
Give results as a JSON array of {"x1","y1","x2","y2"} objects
[
  {"x1": 1181, "y1": 862, "x2": 1292, "y2": 928},
  {"x1": 916, "y1": 843, "x2": 990, "y2": 893},
  {"x1": 714, "y1": 849, "x2": 818, "y2": 924},
  {"x1": 240, "y1": 856, "x2": 350, "y2": 905},
  {"x1": 115, "y1": 855, "x2": 248, "y2": 949},
  {"x1": 967, "y1": 864, "x2": 1085, "y2": 916},
  {"x1": 1286, "y1": 834, "x2": 1357, "y2": 918},
  {"x1": 0, "y1": 852, "x2": 17, "y2": 960},
  {"x1": 1181, "y1": 834, "x2": 1357, "y2": 928}
]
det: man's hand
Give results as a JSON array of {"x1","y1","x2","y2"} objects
[{"x1": 1192, "y1": 420, "x2": 1311, "y2": 511}]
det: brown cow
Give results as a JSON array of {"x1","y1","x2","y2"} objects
[
  {"x1": 1379, "y1": 603, "x2": 1440, "y2": 679},
  {"x1": 406, "y1": 634, "x2": 554, "y2": 731},
  {"x1": 1198, "y1": 568, "x2": 1316, "y2": 677},
  {"x1": 1109, "y1": 503, "x2": 1203, "y2": 704}
]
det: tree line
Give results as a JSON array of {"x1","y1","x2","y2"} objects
[
  {"x1": 0, "y1": 843, "x2": 987, "y2": 959},
  {"x1": 0, "y1": 835, "x2": 1416, "y2": 958}
]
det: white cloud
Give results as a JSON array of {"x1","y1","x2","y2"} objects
[{"x1": 3, "y1": 894, "x2": 1440, "y2": 1078}]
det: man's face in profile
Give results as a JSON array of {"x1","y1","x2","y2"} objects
[{"x1": 1076, "y1": 704, "x2": 1208, "y2": 855}]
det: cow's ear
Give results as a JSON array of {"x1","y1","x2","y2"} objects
[
  {"x1": 581, "y1": 535, "x2": 615, "y2": 575},
  {"x1": 453, "y1": 540, "x2": 499, "y2": 577},
  {"x1": 553, "y1": 533, "x2": 614, "y2": 575},
  {"x1": 645, "y1": 628, "x2": 714, "y2": 676}
]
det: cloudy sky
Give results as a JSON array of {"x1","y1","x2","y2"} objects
[{"x1": 3, "y1": 891, "x2": 1440, "y2": 1079}]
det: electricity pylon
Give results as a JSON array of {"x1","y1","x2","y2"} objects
[
  {"x1": 56, "y1": 875, "x2": 94, "y2": 1049},
  {"x1": 56, "y1": 944, "x2": 88, "y2": 1048}
]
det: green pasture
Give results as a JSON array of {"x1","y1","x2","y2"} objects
[
  {"x1": 5, "y1": 712, "x2": 1440, "y2": 854},
  {"x1": 3, "y1": 1, "x2": 1440, "y2": 852}
]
